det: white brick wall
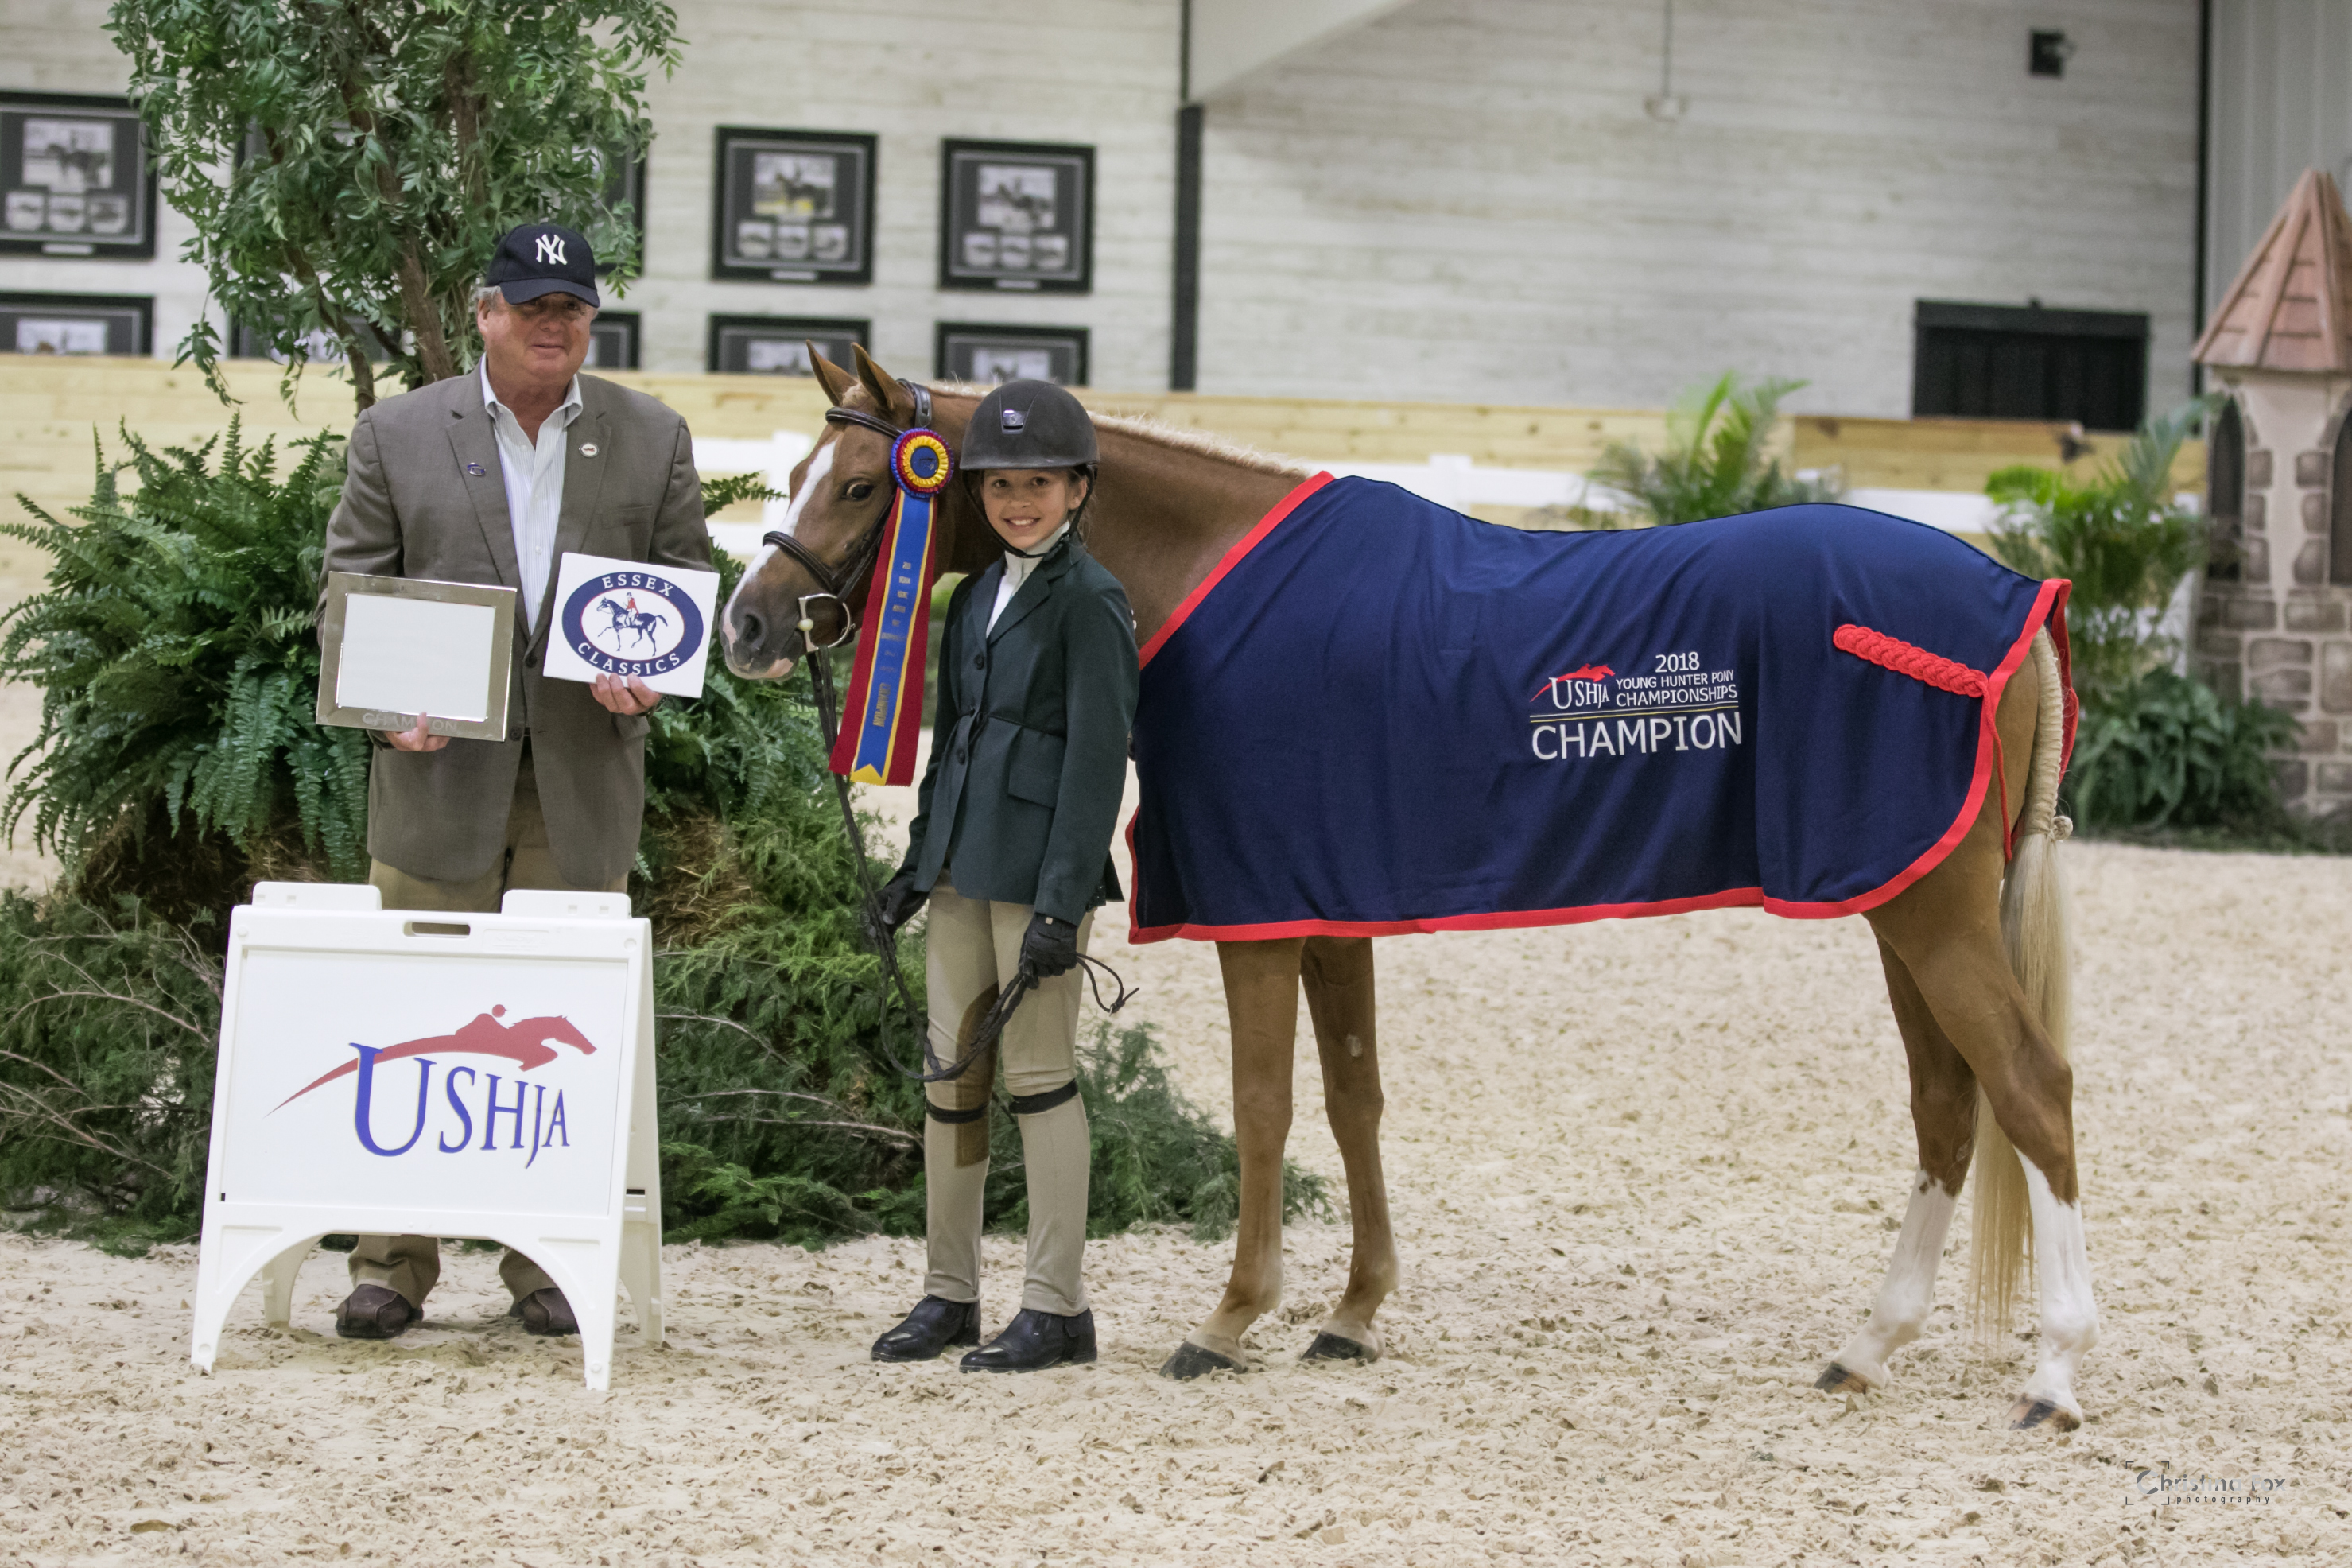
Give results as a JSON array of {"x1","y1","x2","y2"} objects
[
  {"x1": 0, "y1": 0, "x2": 214, "y2": 362},
  {"x1": 1193, "y1": 0, "x2": 2203, "y2": 416},
  {"x1": 0, "y1": 0, "x2": 1183, "y2": 390},
  {"x1": 631, "y1": 0, "x2": 1178, "y2": 386},
  {"x1": 5, "y1": 0, "x2": 2203, "y2": 419}
]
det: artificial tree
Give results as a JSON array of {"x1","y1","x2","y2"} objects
[{"x1": 108, "y1": 0, "x2": 678, "y2": 409}]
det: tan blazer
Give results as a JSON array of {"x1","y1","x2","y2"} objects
[{"x1": 321, "y1": 371, "x2": 711, "y2": 886}]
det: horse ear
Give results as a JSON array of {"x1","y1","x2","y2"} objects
[
  {"x1": 851, "y1": 343, "x2": 917, "y2": 425},
  {"x1": 809, "y1": 345, "x2": 856, "y2": 408}
]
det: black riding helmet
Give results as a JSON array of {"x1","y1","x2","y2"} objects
[
  {"x1": 961, "y1": 379, "x2": 1097, "y2": 472},
  {"x1": 961, "y1": 380, "x2": 1099, "y2": 550}
]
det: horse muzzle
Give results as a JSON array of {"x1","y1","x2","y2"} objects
[{"x1": 718, "y1": 601, "x2": 801, "y2": 681}]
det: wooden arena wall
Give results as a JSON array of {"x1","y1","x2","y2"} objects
[{"x1": 1, "y1": 357, "x2": 2201, "y2": 594}]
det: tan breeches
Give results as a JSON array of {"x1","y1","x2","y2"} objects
[
  {"x1": 922, "y1": 874, "x2": 1093, "y2": 1317},
  {"x1": 351, "y1": 755, "x2": 627, "y2": 1308}
]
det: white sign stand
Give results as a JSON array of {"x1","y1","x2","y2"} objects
[{"x1": 189, "y1": 883, "x2": 663, "y2": 1390}]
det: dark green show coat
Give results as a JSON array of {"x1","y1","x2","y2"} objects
[{"x1": 899, "y1": 534, "x2": 1139, "y2": 925}]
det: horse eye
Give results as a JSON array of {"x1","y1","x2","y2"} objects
[{"x1": 845, "y1": 480, "x2": 875, "y2": 501}]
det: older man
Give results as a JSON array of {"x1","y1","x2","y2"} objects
[{"x1": 319, "y1": 221, "x2": 710, "y2": 1341}]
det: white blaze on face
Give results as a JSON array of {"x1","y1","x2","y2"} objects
[
  {"x1": 1829, "y1": 1168, "x2": 1959, "y2": 1389},
  {"x1": 2018, "y1": 1162, "x2": 2099, "y2": 1422},
  {"x1": 720, "y1": 438, "x2": 838, "y2": 667},
  {"x1": 778, "y1": 439, "x2": 836, "y2": 541}
]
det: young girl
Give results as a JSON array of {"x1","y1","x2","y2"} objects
[{"x1": 868, "y1": 380, "x2": 1139, "y2": 1372}]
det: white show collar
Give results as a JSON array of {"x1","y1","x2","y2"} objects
[{"x1": 988, "y1": 524, "x2": 1070, "y2": 632}]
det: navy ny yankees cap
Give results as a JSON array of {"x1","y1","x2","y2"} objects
[{"x1": 484, "y1": 222, "x2": 600, "y2": 308}]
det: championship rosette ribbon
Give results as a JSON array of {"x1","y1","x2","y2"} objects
[{"x1": 829, "y1": 428, "x2": 954, "y2": 785}]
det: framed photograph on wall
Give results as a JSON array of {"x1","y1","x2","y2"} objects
[
  {"x1": 587, "y1": 311, "x2": 640, "y2": 371},
  {"x1": 934, "y1": 322, "x2": 1089, "y2": 386},
  {"x1": 708, "y1": 315, "x2": 868, "y2": 377},
  {"x1": 0, "y1": 293, "x2": 151, "y2": 357},
  {"x1": 0, "y1": 92, "x2": 157, "y2": 259},
  {"x1": 938, "y1": 139, "x2": 1093, "y2": 294},
  {"x1": 711, "y1": 128, "x2": 875, "y2": 285}
]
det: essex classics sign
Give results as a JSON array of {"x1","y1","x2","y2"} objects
[
  {"x1": 542, "y1": 552, "x2": 722, "y2": 699},
  {"x1": 189, "y1": 883, "x2": 663, "y2": 1390}
]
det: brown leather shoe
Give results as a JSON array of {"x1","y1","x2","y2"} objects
[
  {"x1": 516, "y1": 1287, "x2": 577, "y2": 1337},
  {"x1": 334, "y1": 1283, "x2": 414, "y2": 1340}
]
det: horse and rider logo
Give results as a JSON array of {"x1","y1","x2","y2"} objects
[
  {"x1": 598, "y1": 592, "x2": 669, "y2": 650},
  {"x1": 557, "y1": 569, "x2": 707, "y2": 680}
]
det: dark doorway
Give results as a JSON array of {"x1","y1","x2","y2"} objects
[
  {"x1": 1911, "y1": 301, "x2": 2149, "y2": 431},
  {"x1": 2208, "y1": 397, "x2": 2245, "y2": 581}
]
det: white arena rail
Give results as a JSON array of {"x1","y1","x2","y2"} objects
[
  {"x1": 691, "y1": 431, "x2": 815, "y2": 557},
  {"x1": 690, "y1": 439, "x2": 2036, "y2": 560}
]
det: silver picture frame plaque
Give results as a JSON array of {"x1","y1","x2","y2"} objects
[{"x1": 316, "y1": 572, "x2": 517, "y2": 742}]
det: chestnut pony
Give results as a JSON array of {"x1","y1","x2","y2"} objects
[{"x1": 719, "y1": 348, "x2": 2095, "y2": 1430}]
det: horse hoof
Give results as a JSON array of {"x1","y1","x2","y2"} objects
[
  {"x1": 1300, "y1": 1332, "x2": 1375, "y2": 1364},
  {"x1": 1814, "y1": 1361, "x2": 1870, "y2": 1395},
  {"x1": 2007, "y1": 1397, "x2": 2081, "y2": 1432},
  {"x1": 1160, "y1": 1341, "x2": 1245, "y2": 1380}
]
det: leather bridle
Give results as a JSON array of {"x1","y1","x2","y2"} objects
[
  {"x1": 754, "y1": 374, "x2": 1134, "y2": 1086},
  {"x1": 759, "y1": 378, "x2": 935, "y2": 652}
]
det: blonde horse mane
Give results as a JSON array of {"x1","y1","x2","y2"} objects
[
  {"x1": 1088, "y1": 411, "x2": 1312, "y2": 479},
  {"x1": 918, "y1": 379, "x2": 1310, "y2": 480}
]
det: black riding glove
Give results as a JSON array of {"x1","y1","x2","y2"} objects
[
  {"x1": 868, "y1": 871, "x2": 928, "y2": 948},
  {"x1": 1019, "y1": 913, "x2": 1080, "y2": 983}
]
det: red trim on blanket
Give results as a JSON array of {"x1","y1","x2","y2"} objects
[
  {"x1": 1123, "y1": 572, "x2": 2073, "y2": 946},
  {"x1": 1136, "y1": 471, "x2": 1335, "y2": 670}
]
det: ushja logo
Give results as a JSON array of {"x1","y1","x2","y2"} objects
[
  {"x1": 275, "y1": 1006, "x2": 596, "y2": 1166},
  {"x1": 1532, "y1": 664, "x2": 1614, "y2": 701}
]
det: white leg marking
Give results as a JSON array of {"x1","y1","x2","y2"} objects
[
  {"x1": 1830, "y1": 1169, "x2": 1958, "y2": 1388},
  {"x1": 2017, "y1": 1162, "x2": 2098, "y2": 1422}
]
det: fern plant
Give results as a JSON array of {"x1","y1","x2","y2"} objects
[
  {"x1": 0, "y1": 422, "x2": 367, "y2": 878},
  {"x1": 1585, "y1": 372, "x2": 1841, "y2": 525},
  {"x1": 2065, "y1": 668, "x2": 2300, "y2": 829}
]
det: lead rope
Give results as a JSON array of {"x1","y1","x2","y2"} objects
[{"x1": 801, "y1": 630, "x2": 1132, "y2": 1087}]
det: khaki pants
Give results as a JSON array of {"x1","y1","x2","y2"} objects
[
  {"x1": 922, "y1": 874, "x2": 1093, "y2": 1317},
  {"x1": 350, "y1": 755, "x2": 629, "y2": 1310}
]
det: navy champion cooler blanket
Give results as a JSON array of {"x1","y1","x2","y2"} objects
[{"x1": 1126, "y1": 475, "x2": 2072, "y2": 943}]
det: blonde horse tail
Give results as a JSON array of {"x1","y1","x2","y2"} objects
[{"x1": 1970, "y1": 628, "x2": 2074, "y2": 1337}]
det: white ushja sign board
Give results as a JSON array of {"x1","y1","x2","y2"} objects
[{"x1": 189, "y1": 883, "x2": 663, "y2": 1390}]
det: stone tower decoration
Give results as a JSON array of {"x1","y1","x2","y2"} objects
[{"x1": 2192, "y1": 166, "x2": 2352, "y2": 813}]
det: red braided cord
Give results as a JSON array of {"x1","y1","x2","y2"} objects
[
  {"x1": 1832, "y1": 623, "x2": 1988, "y2": 697},
  {"x1": 1832, "y1": 622, "x2": 2015, "y2": 860}
]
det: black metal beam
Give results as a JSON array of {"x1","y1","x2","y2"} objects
[
  {"x1": 1171, "y1": 102, "x2": 1203, "y2": 391},
  {"x1": 2194, "y1": 0, "x2": 2213, "y2": 392}
]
